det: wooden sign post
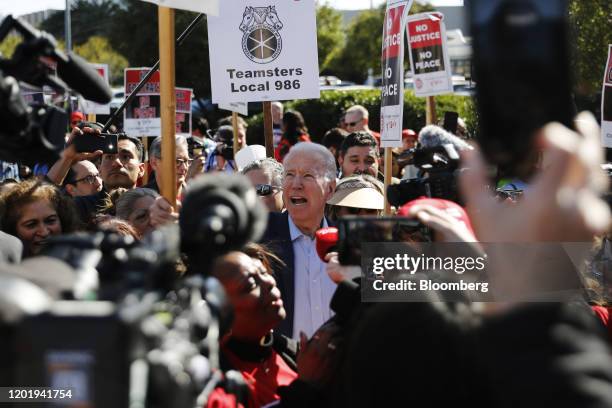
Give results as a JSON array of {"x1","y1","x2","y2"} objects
[
  {"x1": 158, "y1": 6, "x2": 177, "y2": 205},
  {"x1": 232, "y1": 112, "x2": 240, "y2": 154},
  {"x1": 426, "y1": 96, "x2": 437, "y2": 125},
  {"x1": 263, "y1": 101, "x2": 274, "y2": 158},
  {"x1": 384, "y1": 148, "x2": 392, "y2": 215}
]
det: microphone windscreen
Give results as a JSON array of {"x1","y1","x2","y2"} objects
[
  {"x1": 56, "y1": 52, "x2": 112, "y2": 104},
  {"x1": 418, "y1": 125, "x2": 471, "y2": 151}
]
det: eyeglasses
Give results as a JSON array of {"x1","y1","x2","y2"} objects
[
  {"x1": 175, "y1": 158, "x2": 193, "y2": 167},
  {"x1": 155, "y1": 156, "x2": 193, "y2": 167},
  {"x1": 255, "y1": 184, "x2": 281, "y2": 196},
  {"x1": 74, "y1": 174, "x2": 100, "y2": 185}
]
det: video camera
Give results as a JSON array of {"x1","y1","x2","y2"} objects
[
  {"x1": 0, "y1": 15, "x2": 112, "y2": 166},
  {"x1": 0, "y1": 174, "x2": 268, "y2": 407},
  {"x1": 388, "y1": 143, "x2": 462, "y2": 207}
]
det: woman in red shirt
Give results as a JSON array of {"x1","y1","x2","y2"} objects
[{"x1": 275, "y1": 111, "x2": 311, "y2": 163}]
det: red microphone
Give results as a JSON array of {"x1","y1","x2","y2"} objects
[{"x1": 315, "y1": 227, "x2": 339, "y2": 262}]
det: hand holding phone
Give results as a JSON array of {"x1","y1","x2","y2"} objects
[{"x1": 73, "y1": 132, "x2": 118, "y2": 154}]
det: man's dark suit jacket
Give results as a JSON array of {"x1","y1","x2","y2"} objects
[
  {"x1": 260, "y1": 212, "x2": 333, "y2": 339},
  {"x1": 261, "y1": 212, "x2": 295, "y2": 338}
]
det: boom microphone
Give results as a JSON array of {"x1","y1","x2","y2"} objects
[
  {"x1": 418, "y1": 125, "x2": 472, "y2": 151},
  {"x1": 56, "y1": 52, "x2": 112, "y2": 104}
]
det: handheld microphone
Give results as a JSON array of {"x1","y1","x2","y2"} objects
[
  {"x1": 418, "y1": 125, "x2": 472, "y2": 152},
  {"x1": 315, "y1": 227, "x2": 339, "y2": 262}
]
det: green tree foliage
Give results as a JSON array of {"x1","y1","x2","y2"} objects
[
  {"x1": 568, "y1": 0, "x2": 612, "y2": 111},
  {"x1": 327, "y1": 2, "x2": 435, "y2": 83},
  {"x1": 246, "y1": 88, "x2": 475, "y2": 145},
  {"x1": 73, "y1": 36, "x2": 128, "y2": 85},
  {"x1": 108, "y1": 0, "x2": 211, "y2": 97},
  {"x1": 316, "y1": 4, "x2": 345, "y2": 73},
  {"x1": 40, "y1": 0, "x2": 118, "y2": 46}
]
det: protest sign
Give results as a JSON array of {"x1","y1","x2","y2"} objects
[
  {"x1": 80, "y1": 63, "x2": 110, "y2": 115},
  {"x1": 219, "y1": 101, "x2": 248, "y2": 116},
  {"x1": 406, "y1": 12, "x2": 453, "y2": 97},
  {"x1": 124, "y1": 68, "x2": 192, "y2": 137},
  {"x1": 602, "y1": 45, "x2": 612, "y2": 148},
  {"x1": 207, "y1": 0, "x2": 320, "y2": 103},
  {"x1": 380, "y1": 0, "x2": 413, "y2": 148},
  {"x1": 124, "y1": 68, "x2": 161, "y2": 137},
  {"x1": 138, "y1": 0, "x2": 218, "y2": 15},
  {"x1": 175, "y1": 87, "x2": 192, "y2": 136}
]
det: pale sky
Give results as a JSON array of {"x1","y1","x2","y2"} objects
[{"x1": 0, "y1": 0, "x2": 463, "y2": 17}]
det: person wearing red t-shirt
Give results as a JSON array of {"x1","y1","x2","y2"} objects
[
  {"x1": 275, "y1": 111, "x2": 311, "y2": 163},
  {"x1": 206, "y1": 244, "x2": 338, "y2": 408}
]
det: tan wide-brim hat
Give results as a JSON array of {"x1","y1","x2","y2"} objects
[{"x1": 327, "y1": 187, "x2": 385, "y2": 210}]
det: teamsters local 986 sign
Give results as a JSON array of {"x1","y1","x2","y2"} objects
[{"x1": 207, "y1": 0, "x2": 320, "y2": 103}]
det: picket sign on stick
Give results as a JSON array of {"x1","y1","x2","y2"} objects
[
  {"x1": 381, "y1": 0, "x2": 413, "y2": 214},
  {"x1": 232, "y1": 112, "x2": 240, "y2": 154},
  {"x1": 426, "y1": 96, "x2": 437, "y2": 125},
  {"x1": 158, "y1": 6, "x2": 177, "y2": 206},
  {"x1": 263, "y1": 102, "x2": 274, "y2": 158}
]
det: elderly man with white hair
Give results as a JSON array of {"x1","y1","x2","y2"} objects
[{"x1": 260, "y1": 142, "x2": 338, "y2": 339}]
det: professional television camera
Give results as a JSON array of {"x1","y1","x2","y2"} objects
[
  {"x1": 388, "y1": 143, "x2": 462, "y2": 207},
  {"x1": 0, "y1": 15, "x2": 112, "y2": 166},
  {"x1": 0, "y1": 174, "x2": 267, "y2": 408}
]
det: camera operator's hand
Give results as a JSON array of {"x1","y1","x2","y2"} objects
[
  {"x1": 324, "y1": 252, "x2": 361, "y2": 284},
  {"x1": 460, "y1": 112, "x2": 610, "y2": 242},
  {"x1": 149, "y1": 196, "x2": 181, "y2": 228},
  {"x1": 186, "y1": 154, "x2": 205, "y2": 181},
  {"x1": 47, "y1": 126, "x2": 103, "y2": 185},
  {"x1": 63, "y1": 126, "x2": 104, "y2": 163},
  {"x1": 298, "y1": 322, "x2": 342, "y2": 388},
  {"x1": 405, "y1": 205, "x2": 478, "y2": 243}
]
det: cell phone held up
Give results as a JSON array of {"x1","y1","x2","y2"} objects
[
  {"x1": 469, "y1": 0, "x2": 575, "y2": 177},
  {"x1": 73, "y1": 132, "x2": 118, "y2": 154}
]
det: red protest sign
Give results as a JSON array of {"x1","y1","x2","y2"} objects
[
  {"x1": 408, "y1": 13, "x2": 443, "y2": 49},
  {"x1": 382, "y1": 5, "x2": 406, "y2": 60},
  {"x1": 125, "y1": 68, "x2": 161, "y2": 94}
]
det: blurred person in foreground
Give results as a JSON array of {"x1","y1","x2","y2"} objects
[
  {"x1": 261, "y1": 143, "x2": 337, "y2": 339},
  {"x1": 325, "y1": 174, "x2": 384, "y2": 222},
  {"x1": 275, "y1": 110, "x2": 311, "y2": 163},
  {"x1": 206, "y1": 244, "x2": 339, "y2": 408},
  {"x1": 0, "y1": 180, "x2": 80, "y2": 258},
  {"x1": 241, "y1": 158, "x2": 284, "y2": 213}
]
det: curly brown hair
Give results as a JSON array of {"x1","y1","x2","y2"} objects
[{"x1": 0, "y1": 179, "x2": 81, "y2": 237}]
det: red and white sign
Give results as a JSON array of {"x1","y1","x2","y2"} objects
[
  {"x1": 80, "y1": 63, "x2": 110, "y2": 115},
  {"x1": 406, "y1": 12, "x2": 453, "y2": 97},
  {"x1": 175, "y1": 87, "x2": 193, "y2": 136},
  {"x1": 380, "y1": 0, "x2": 413, "y2": 148},
  {"x1": 602, "y1": 45, "x2": 612, "y2": 148},
  {"x1": 124, "y1": 68, "x2": 191, "y2": 137}
]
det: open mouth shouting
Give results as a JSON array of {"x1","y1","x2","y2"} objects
[{"x1": 290, "y1": 196, "x2": 308, "y2": 206}]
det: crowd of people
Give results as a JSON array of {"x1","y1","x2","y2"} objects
[{"x1": 1, "y1": 99, "x2": 612, "y2": 407}]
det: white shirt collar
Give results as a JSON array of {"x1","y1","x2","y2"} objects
[{"x1": 288, "y1": 215, "x2": 328, "y2": 242}]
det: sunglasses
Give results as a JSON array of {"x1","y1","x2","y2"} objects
[
  {"x1": 255, "y1": 184, "x2": 281, "y2": 196},
  {"x1": 74, "y1": 174, "x2": 100, "y2": 185}
]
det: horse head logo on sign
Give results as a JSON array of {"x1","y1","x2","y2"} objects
[{"x1": 239, "y1": 6, "x2": 283, "y2": 64}]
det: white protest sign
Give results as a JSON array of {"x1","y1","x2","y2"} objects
[
  {"x1": 80, "y1": 63, "x2": 111, "y2": 115},
  {"x1": 207, "y1": 0, "x2": 320, "y2": 103},
  {"x1": 138, "y1": 0, "x2": 218, "y2": 15},
  {"x1": 601, "y1": 45, "x2": 612, "y2": 148},
  {"x1": 406, "y1": 12, "x2": 453, "y2": 97},
  {"x1": 380, "y1": 0, "x2": 413, "y2": 148},
  {"x1": 219, "y1": 101, "x2": 248, "y2": 116}
]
